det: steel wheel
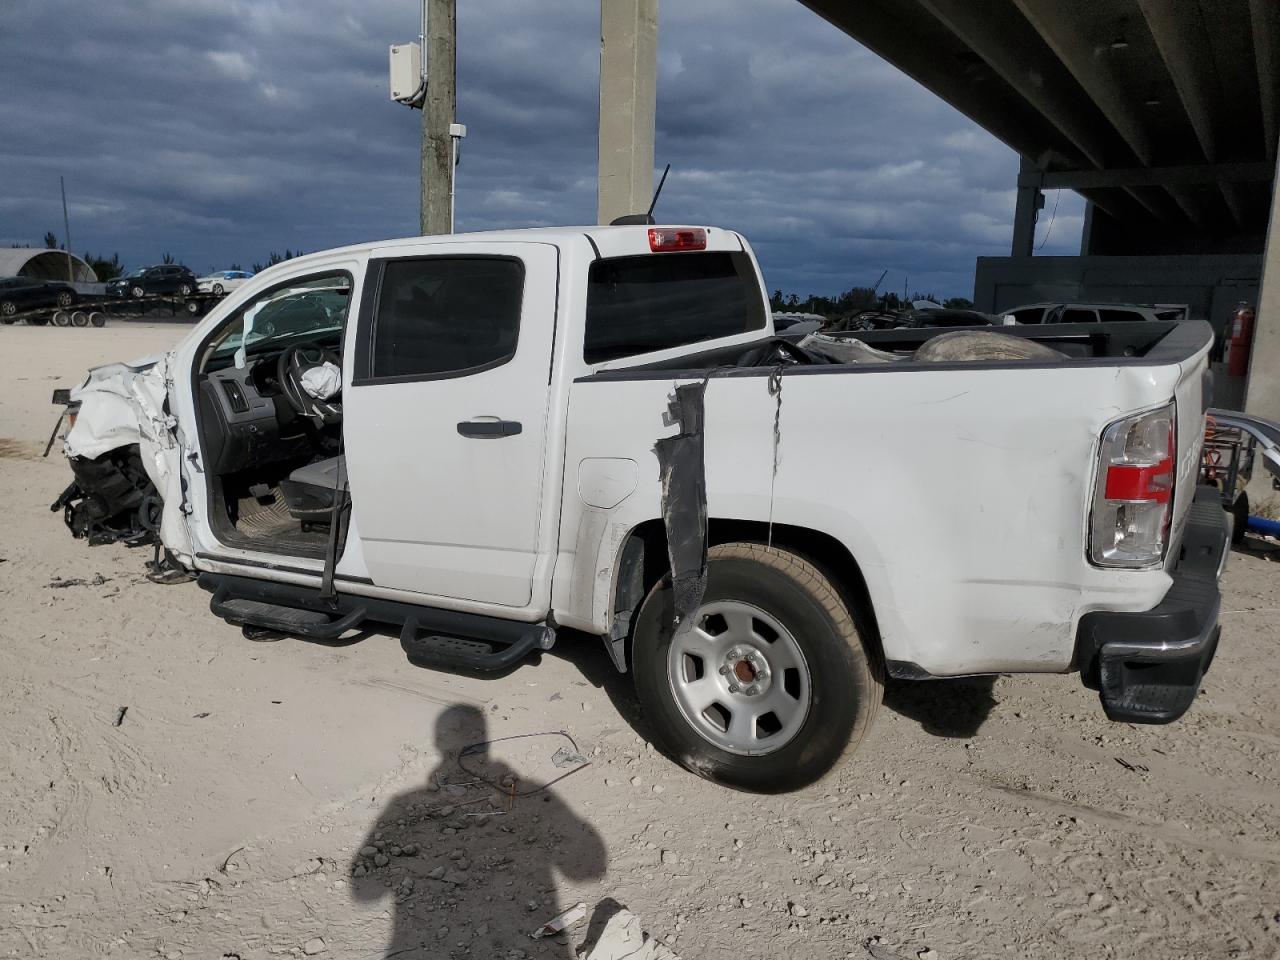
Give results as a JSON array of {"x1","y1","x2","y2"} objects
[{"x1": 667, "y1": 599, "x2": 812, "y2": 756}]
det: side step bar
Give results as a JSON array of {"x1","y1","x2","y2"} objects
[{"x1": 200, "y1": 573, "x2": 554, "y2": 673}]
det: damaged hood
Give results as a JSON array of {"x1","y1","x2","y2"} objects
[
  {"x1": 63, "y1": 348, "x2": 194, "y2": 561},
  {"x1": 65, "y1": 352, "x2": 171, "y2": 460}
]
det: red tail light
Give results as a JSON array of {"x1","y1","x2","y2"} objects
[
  {"x1": 648, "y1": 227, "x2": 706, "y2": 252},
  {"x1": 1090, "y1": 403, "x2": 1176, "y2": 567}
]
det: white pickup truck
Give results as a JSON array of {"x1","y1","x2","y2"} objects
[{"x1": 53, "y1": 224, "x2": 1228, "y2": 791}]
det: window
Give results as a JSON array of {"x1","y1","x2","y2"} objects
[
  {"x1": 1099, "y1": 309, "x2": 1143, "y2": 323},
  {"x1": 1060, "y1": 308, "x2": 1099, "y2": 324},
  {"x1": 1011, "y1": 307, "x2": 1045, "y2": 324},
  {"x1": 369, "y1": 257, "x2": 524, "y2": 380},
  {"x1": 584, "y1": 252, "x2": 767, "y2": 363},
  {"x1": 205, "y1": 273, "x2": 351, "y2": 364}
]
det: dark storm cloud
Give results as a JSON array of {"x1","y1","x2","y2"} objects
[{"x1": 0, "y1": 0, "x2": 1082, "y2": 297}]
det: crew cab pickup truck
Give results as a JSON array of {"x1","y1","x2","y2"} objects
[{"x1": 52, "y1": 224, "x2": 1228, "y2": 791}]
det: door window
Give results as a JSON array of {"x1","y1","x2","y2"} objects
[
  {"x1": 363, "y1": 257, "x2": 525, "y2": 382},
  {"x1": 1060, "y1": 308, "x2": 1099, "y2": 324}
]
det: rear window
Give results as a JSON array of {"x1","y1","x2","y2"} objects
[
  {"x1": 584, "y1": 252, "x2": 766, "y2": 363},
  {"x1": 1099, "y1": 309, "x2": 1144, "y2": 323},
  {"x1": 1061, "y1": 308, "x2": 1099, "y2": 324}
]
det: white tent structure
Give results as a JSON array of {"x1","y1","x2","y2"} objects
[{"x1": 0, "y1": 248, "x2": 97, "y2": 283}]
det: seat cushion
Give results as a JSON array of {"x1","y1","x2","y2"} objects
[
  {"x1": 279, "y1": 455, "x2": 347, "y2": 523},
  {"x1": 288, "y1": 455, "x2": 346, "y2": 490}
]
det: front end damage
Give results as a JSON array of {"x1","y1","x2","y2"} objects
[{"x1": 48, "y1": 353, "x2": 194, "y2": 572}]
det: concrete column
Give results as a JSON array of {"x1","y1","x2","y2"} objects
[
  {"x1": 421, "y1": 0, "x2": 456, "y2": 235},
  {"x1": 1011, "y1": 156, "x2": 1044, "y2": 257},
  {"x1": 597, "y1": 0, "x2": 658, "y2": 225},
  {"x1": 1245, "y1": 165, "x2": 1280, "y2": 417}
]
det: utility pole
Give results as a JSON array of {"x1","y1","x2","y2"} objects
[
  {"x1": 60, "y1": 176, "x2": 74, "y2": 282},
  {"x1": 421, "y1": 0, "x2": 456, "y2": 235}
]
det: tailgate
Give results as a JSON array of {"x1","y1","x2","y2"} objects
[{"x1": 1167, "y1": 338, "x2": 1214, "y2": 565}]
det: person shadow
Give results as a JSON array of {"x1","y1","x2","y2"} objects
[{"x1": 351, "y1": 704, "x2": 608, "y2": 959}]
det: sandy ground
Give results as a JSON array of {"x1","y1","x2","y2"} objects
[{"x1": 1, "y1": 322, "x2": 1279, "y2": 960}]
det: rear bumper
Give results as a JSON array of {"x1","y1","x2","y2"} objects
[{"x1": 1075, "y1": 485, "x2": 1229, "y2": 724}]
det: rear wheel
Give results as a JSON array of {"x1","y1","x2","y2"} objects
[
  {"x1": 0, "y1": 301, "x2": 15, "y2": 319},
  {"x1": 52, "y1": 310, "x2": 71, "y2": 327},
  {"x1": 632, "y1": 542, "x2": 882, "y2": 792},
  {"x1": 56, "y1": 290, "x2": 74, "y2": 307},
  {"x1": 71, "y1": 310, "x2": 89, "y2": 327}
]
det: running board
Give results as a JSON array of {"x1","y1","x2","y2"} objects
[
  {"x1": 210, "y1": 590, "x2": 368, "y2": 640},
  {"x1": 401, "y1": 617, "x2": 555, "y2": 673},
  {"x1": 198, "y1": 573, "x2": 554, "y2": 673}
]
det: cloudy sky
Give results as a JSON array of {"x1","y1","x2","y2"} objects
[{"x1": 1, "y1": 0, "x2": 1084, "y2": 299}]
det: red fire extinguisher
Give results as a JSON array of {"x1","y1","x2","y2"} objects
[{"x1": 1227, "y1": 301, "x2": 1256, "y2": 378}]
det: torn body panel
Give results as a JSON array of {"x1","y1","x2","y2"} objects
[{"x1": 653, "y1": 380, "x2": 709, "y2": 635}]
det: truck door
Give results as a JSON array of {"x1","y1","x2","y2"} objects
[{"x1": 342, "y1": 243, "x2": 558, "y2": 609}]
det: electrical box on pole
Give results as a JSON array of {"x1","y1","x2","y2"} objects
[{"x1": 388, "y1": 43, "x2": 424, "y2": 105}]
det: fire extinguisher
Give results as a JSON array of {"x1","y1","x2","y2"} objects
[{"x1": 1227, "y1": 301, "x2": 1256, "y2": 378}]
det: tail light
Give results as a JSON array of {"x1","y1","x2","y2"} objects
[
  {"x1": 648, "y1": 227, "x2": 706, "y2": 252},
  {"x1": 1090, "y1": 403, "x2": 1176, "y2": 567}
]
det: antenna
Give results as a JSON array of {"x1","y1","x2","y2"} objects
[
  {"x1": 609, "y1": 163, "x2": 671, "y2": 226},
  {"x1": 646, "y1": 163, "x2": 671, "y2": 220}
]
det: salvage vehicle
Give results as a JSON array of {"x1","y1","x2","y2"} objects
[
  {"x1": 106, "y1": 264, "x2": 199, "y2": 299},
  {"x1": 0, "y1": 274, "x2": 76, "y2": 320},
  {"x1": 50, "y1": 224, "x2": 1228, "y2": 792}
]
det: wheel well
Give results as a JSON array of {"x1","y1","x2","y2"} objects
[{"x1": 612, "y1": 517, "x2": 883, "y2": 667}]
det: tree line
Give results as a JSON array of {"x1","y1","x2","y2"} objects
[{"x1": 770, "y1": 287, "x2": 974, "y2": 316}]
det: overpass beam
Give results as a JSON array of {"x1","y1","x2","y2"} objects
[
  {"x1": 1012, "y1": 157, "x2": 1044, "y2": 257},
  {"x1": 1246, "y1": 160, "x2": 1280, "y2": 419},
  {"x1": 1010, "y1": 0, "x2": 1155, "y2": 167},
  {"x1": 597, "y1": 0, "x2": 658, "y2": 225}
]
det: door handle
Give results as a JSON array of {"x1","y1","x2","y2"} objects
[{"x1": 457, "y1": 418, "x2": 523, "y2": 438}]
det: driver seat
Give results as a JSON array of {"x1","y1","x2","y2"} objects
[{"x1": 279, "y1": 455, "x2": 347, "y2": 524}]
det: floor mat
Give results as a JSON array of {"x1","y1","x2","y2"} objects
[{"x1": 234, "y1": 496, "x2": 329, "y2": 553}]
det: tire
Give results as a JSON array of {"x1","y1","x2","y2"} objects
[
  {"x1": 0, "y1": 301, "x2": 15, "y2": 318},
  {"x1": 632, "y1": 542, "x2": 883, "y2": 792},
  {"x1": 212, "y1": 283, "x2": 224, "y2": 295},
  {"x1": 185, "y1": 299, "x2": 202, "y2": 316},
  {"x1": 178, "y1": 282, "x2": 193, "y2": 296},
  {"x1": 71, "y1": 310, "x2": 89, "y2": 327},
  {"x1": 52, "y1": 310, "x2": 71, "y2": 327},
  {"x1": 1231, "y1": 491, "x2": 1249, "y2": 546},
  {"x1": 89, "y1": 312, "x2": 106, "y2": 327},
  {"x1": 56, "y1": 290, "x2": 74, "y2": 307},
  {"x1": 131, "y1": 285, "x2": 145, "y2": 299}
]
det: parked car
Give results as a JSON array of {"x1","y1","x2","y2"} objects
[
  {"x1": 197, "y1": 270, "x2": 255, "y2": 295},
  {"x1": 1007, "y1": 301, "x2": 1188, "y2": 325},
  {"x1": 106, "y1": 265, "x2": 199, "y2": 299},
  {"x1": 51, "y1": 224, "x2": 1226, "y2": 792},
  {"x1": 0, "y1": 274, "x2": 76, "y2": 320}
]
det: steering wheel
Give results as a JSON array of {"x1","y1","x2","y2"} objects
[
  {"x1": 277, "y1": 345, "x2": 343, "y2": 425},
  {"x1": 734, "y1": 338, "x2": 822, "y2": 368}
]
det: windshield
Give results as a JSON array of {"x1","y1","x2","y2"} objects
[{"x1": 207, "y1": 274, "x2": 351, "y2": 360}]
